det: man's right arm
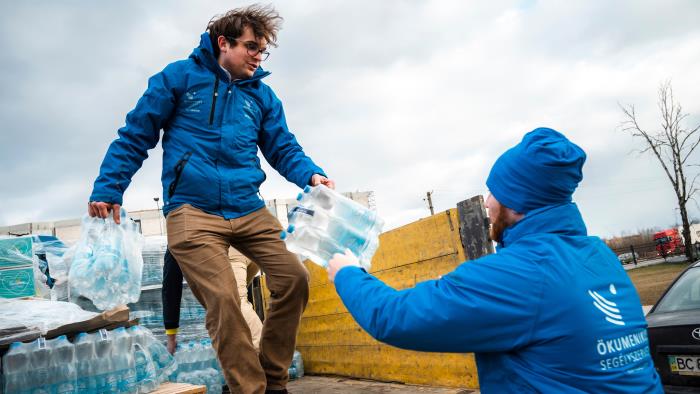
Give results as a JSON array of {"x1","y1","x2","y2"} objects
[
  {"x1": 163, "y1": 249, "x2": 184, "y2": 354},
  {"x1": 162, "y1": 249, "x2": 183, "y2": 354},
  {"x1": 89, "y1": 64, "x2": 183, "y2": 218},
  {"x1": 333, "y1": 254, "x2": 543, "y2": 354}
]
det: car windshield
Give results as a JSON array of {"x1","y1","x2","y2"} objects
[{"x1": 654, "y1": 267, "x2": 700, "y2": 313}]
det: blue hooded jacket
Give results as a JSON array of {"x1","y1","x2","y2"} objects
[
  {"x1": 90, "y1": 32, "x2": 325, "y2": 218},
  {"x1": 335, "y1": 203, "x2": 662, "y2": 393}
]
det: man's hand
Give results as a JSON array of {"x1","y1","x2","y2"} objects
[
  {"x1": 327, "y1": 249, "x2": 362, "y2": 283},
  {"x1": 166, "y1": 334, "x2": 177, "y2": 355},
  {"x1": 88, "y1": 202, "x2": 121, "y2": 224},
  {"x1": 311, "y1": 174, "x2": 335, "y2": 190}
]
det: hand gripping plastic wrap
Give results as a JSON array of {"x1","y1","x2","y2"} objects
[
  {"x1": 68, "y1": 209, "x2": 145, "y2": 310},
  {"x1": 280, "y1": 185, "x2": 384, "y2": 269}
]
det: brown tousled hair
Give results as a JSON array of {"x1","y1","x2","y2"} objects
[{"x1": 207, "y1": 4, "x2": 283, "y2": 57}]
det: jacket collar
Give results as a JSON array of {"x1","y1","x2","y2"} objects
[
  {"x1": 190, "y1": 32, "x2": 271, "y2": 84},
  {"x1": 497, "y1": 202, "x2": 588, "y2": 250}
]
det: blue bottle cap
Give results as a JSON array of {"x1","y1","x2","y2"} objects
[
  {"x1": 303, "y1": 185, "x2": 311, "y2": 193},
  {"x1": 9, "y1": 342, "x2": 22, "y2": 350},
  {"x1": 280, "y1": 231, "x2": 287, "y2": 240},
  {"x1": 296, "y1": 193, "x2": 303, "y2": 201},
  {"x1": 76, "y1": 332, "x2": 88, "y2": 339},
  {"x1": 287, "y1": 224, "x2": 295, "y2": 233},
  {"x1": 57, "y1": 335, "x2": 67, "y2": 341}
]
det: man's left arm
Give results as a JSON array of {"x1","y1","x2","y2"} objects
[{"x1": 258, "y1": 91, "x2": 327, "y2": 188}]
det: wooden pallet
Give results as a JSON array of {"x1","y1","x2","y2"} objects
[{"x1": 152, "y1": 382, "x2": 208, "y2": 394}]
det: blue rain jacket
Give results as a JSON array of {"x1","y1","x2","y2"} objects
[
  {"x1": 335, "y1": 203, "x2": 662, "y2": 393},
  {"x1": 90, "y1": 32, "x2": 325, "y2": 218}
]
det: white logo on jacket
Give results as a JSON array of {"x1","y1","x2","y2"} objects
[
  {"x1": 183, "y1": 90, "x2": 202, "y2": 113},
  {"x1": 589, "y1": 284, "x2": 625, "y2": 326}
]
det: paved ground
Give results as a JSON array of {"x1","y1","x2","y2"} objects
[{"x1": 287, "y1": 376, "x2": 476, "y2": 394}]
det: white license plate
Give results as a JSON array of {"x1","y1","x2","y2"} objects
[{"x1": 669, "y1": 355, "x2": 700, "y2": 376}]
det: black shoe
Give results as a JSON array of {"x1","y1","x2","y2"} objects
[{"x1": 264, "y1": 389, "x2": 288, "y2": 394}]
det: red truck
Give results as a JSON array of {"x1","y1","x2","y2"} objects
[{"x1": 653, "y1": 228, "x2": 685, "y2": 256}]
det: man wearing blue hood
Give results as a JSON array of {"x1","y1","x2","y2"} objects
[
  {"x1": 88, "y1": 5, "x2": 332, "y2": 394},
  {"x1": 328, "y1": 128, "x2": 662, "y2": 393}
]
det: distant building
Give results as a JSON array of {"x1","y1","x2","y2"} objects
[{"x1": 0, "y1": 191, "x2": 375, "y2": 244}]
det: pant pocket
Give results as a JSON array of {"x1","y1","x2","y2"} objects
[{"x1": 166, "y1": 204, "x2": 190, "y2": 247}]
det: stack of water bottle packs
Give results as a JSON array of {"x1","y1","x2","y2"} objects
[
  {"x1": 140, "y1": 236, "x2": 167, "y2": 287},
  {"x1": 171, "y1": 339, "x2": 225, "y2": 394},
  {"x1": 281, "y1": 185, "x2": 384, "y2": 268},
  {"x1": 2, "y1": 325, "x2": 176, "y2": 394},
  {"x1": 69, "y1": 209, "x2": 145, "y2": 310}
]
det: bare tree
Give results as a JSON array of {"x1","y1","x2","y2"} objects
[{"x1": 620, "y1": 81, "x2": 700, "y2": 261}]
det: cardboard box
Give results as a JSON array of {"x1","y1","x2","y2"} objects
[
  {"x1": 0, "y1": 266, "x2": 35, "y2": 299},
  {"x1": 0, "y1": 236, "x2": 34, "y2": 269}
]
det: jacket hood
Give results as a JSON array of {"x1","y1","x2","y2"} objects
[
  {"x1": 499, "y1": 202, "x2": 587, "y2": 249},
  {"x1": 190, "y1": 32, "x2": 270, "y2": 83}
]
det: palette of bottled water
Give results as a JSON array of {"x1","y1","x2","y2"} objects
[
  {"x1": 281, "y1": 185, "x2": 384, "y2": 269},
  {"x1": 69, "y1": 210, "x2": 144, "y2": 310},
  {"x1": 2, "y1": 325, "x2": 175, "y2": 394},
  {"x1": 171, "y1": 339, "x2": 225, "y2": 394}
]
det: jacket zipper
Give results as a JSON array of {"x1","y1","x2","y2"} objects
[
  {"x1": 209, "y1": 76, "x2": 219, "y2": 125},
  {"x1": 168, "y1": 152, "x2": 192, "y2": 198}
]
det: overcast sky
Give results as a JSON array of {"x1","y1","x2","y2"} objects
[{"x1": 1, "y1": 0, "x2": 699, "y2": 238}]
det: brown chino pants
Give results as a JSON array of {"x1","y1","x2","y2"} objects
[{"x1": 167, "y1": 204, "x2": 309, "y2": 393}]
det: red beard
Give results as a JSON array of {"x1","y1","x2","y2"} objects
[{"x1": 489, "y1": 210, "x2": 510, "y2": 244}]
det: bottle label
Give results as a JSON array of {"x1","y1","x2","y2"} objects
[
  {"x1": 37, "y1": 337, "x2": 46, "y2": 349},
  {"x1": 290, "y1": 206, "x2": 315, "y2": 216},
  {"x1": 99, "y1": 329, "x2": 108, "y2": 340},
  {"x1": 291, "y1": 206, "x2": 315, "y2": 216}
]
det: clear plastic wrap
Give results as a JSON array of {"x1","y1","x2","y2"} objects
[
  {"x1": 68, "y1": 209, "x2": 145, "y2": 310},
  {"x1": 141, "y1": 236, "x2": 167, "y2": 286},
  {"x1": 0, "y1": 298, "x2": 98, "y2": 335},
  {"x1": 281, "y1": 185, "x2": 383, "y2": 269}
]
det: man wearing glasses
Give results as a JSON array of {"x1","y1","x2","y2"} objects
[{"x1": 88, "y1": 5, "x2": 333, "y2": 393}]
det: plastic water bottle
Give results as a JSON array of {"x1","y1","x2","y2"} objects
[
  {"x1": 52, "y1": 335, "x2": 77, "y2": 394},
  {"x1": 292, "y1": 350, "x2": 304, "y2": 378},
  {"x1": 128, "y1": 326, "x2": 158, "y2": 394},
  {"x1": 74, "y1": 333, "x2": 98, "y2": 394},
  {"x1": 112, "y1": 327, "x2": 137, "y2": 393},
  {"x1": 289, "y1": 207, "x2": 371, "y2": 255},
  {"x1": 188, "y1": 341, "x2": 201, "y2": 371},
  {"x1": 203, "y1": 368, "x2": 223, "y2": 394},
  {"x1": 138, "y1": 326, "x2": 176, "y2": 382},
  {"x1": 200, "y1": 338, "x2": 225, "y2": 385},
  {"x1": 91, "y1": 330, "x2": 117, "y2": 393},
  {"x1": 3, "y1": 342, "x2": 31, "y2": 394},
  {"x1": 29, "y1": 337, "x2": 52, "y2": 393},
  {"x1": 288, "y1": 365, "x2": 298, "y2": 381},
  {"x1": 281, "y1": 225, "x2": 343, "y2": 268},
  {"x1": 200, "y1": 339, "x2": 217, "y2": 369},
  {"x1": 285, "y1": 185, "x2": 383, "y2": 268},
  {"x1": 174, "y1": 342, "x2": 189, "y2": 373},
  {"x1": 297, "y1": 185, "x2": 383, "y2": 235}
]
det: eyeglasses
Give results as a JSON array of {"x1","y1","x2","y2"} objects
[{"x1": 226, "y1": 37, "x2": 270, "y2": 61}]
